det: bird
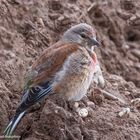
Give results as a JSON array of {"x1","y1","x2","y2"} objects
[{"x1": 4, "y1": 23, "x2": 101, "y2": 136}]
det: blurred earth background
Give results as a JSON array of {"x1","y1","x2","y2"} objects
[{"x1": 0, "y1": 0, "x2": 140, "y2": 139}]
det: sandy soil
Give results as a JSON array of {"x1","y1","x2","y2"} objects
[{"x1": 0, "y1": 0, "x2": 140, "y2": 139}]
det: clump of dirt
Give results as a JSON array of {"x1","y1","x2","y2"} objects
[{"x1": 0, "y1": 0, "x2": 140, "y2": 139}]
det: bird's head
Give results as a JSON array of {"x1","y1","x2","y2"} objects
[{"x1": 62, "y1": 23, "x2": 100, "y2": 48}]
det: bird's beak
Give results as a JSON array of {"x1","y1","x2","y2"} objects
[{"x1": 89, "y1": 37, "x2": 100, "y2": 47}]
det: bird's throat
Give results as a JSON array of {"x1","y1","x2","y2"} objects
[{"x1": 86, "y1": 46, "x2": 97, "y2": 65}]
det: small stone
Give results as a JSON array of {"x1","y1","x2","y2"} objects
[
  {"x1": 123, "y1": 44, "x2": 130, "y2": 49},
  {"x1": 74, "y1": 102, "x2": 79, "y2": 109},
  {"x1": 37, "y1": 17, "x2": 45, "y2": 27},
  {"x1": 130, "y1": 15, "x2": 137, "y2": 21},
  {"x1": 86, "y1": 101, "x2": 95, "y2": 109},
  {"x1": 78, "y1": 108, "x2": 88, "y2": 118},
  {"x1": 124, "y1": 91, "x2": 131, "y2": 96},
  {"x1": 118, "y1": 107, "x2": 130, "y2": 117}
]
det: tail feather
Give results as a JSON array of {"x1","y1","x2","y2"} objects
[
  {"x1": 4, "y1": 111, "x2": 26, "y2": 136},
  {"x1": 4, "y1": 119, "x2": 13, "y2": 134}
]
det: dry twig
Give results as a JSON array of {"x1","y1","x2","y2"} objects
[
  {"x1": 28, "y1": 21, "x2": 49, "y2": 47},
  {"x1": 87, "y1": 2, "x2": 97, "y2": 13},
  {"x1": 100, "y1": 90, "x2": 126, "y2": 104}
]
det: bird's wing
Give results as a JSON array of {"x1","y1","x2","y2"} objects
[
  {"x1": 24, "y1": 42, "x2": 80, "y2": 88},
  {"x1": 18, "y1": 42, "x2": 80, "y2": 112}
]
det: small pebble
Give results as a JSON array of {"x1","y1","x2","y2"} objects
[
  {"x1": 78, "y1": 108, "x2": 88, "y2": 118},
  {"x1": 118, "y1": 107, "x2": 130, "y2": 117},
  {"x1": 74, "y1": 102, "x2": 79, "y2": 109},
  {"x1": 87, "y1": 101, "x2": 95, "y2": 109}
]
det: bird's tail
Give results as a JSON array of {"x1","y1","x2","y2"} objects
[{"x1": 4, "y1": 111, "x2": 26, "y2": 137}]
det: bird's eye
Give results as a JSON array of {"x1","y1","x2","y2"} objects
[{"x1": 81, "y1": 33, "x2": 87, "y2": 38}]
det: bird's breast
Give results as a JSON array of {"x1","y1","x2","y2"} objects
[
  {"x1": 52, "y1": 60, "x2": 95, "y2": 101},
  {"x1": 52, "y1": 48, "x2": 97, "y2": 101}
]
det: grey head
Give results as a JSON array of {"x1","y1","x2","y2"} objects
[{"x1": 62, "y1": 23, "x2": 100, "y2": 47}]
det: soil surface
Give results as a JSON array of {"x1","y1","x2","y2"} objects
[{"x1": 0, "y1": 0, "x2": 140, "y2": 140}]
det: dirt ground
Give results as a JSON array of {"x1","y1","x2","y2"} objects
[{"x1": 0, "y1": 0, "x2": 140, "y2": 140}]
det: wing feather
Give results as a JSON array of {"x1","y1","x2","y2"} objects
[{"x1": 25, "y1": 42, "x2": 80, "y2": 88}]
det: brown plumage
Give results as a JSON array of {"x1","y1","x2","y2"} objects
[
  {"x1": 4, "y1": 23, "x2": 101, "y2": 136},
  {"x1": 31, "y1": 42, "x2": 80, "y2": 86}
]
